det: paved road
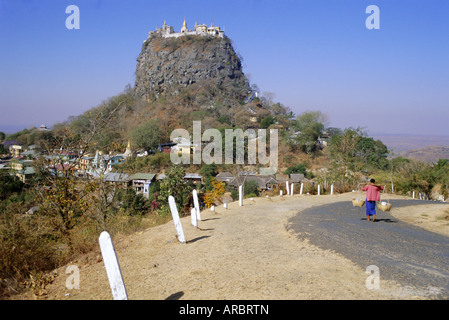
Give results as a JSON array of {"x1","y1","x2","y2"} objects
[{"x1": 288, "y1": 199, "x2": 449, "y2": 299}]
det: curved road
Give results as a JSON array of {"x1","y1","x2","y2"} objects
[{"x1": 288, "y1": 199, "x2": 449, "y2": 299}]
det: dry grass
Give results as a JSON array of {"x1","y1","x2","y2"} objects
[{"x1": 0, "y1": 209, "x2": 172, "y2": 299}]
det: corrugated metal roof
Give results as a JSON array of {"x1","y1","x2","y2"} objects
[{"x1": 131, "y1": 173, "x2": 156, "y2": 180}]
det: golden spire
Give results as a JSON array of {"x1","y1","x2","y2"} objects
[
  {"x1": 181, "y1": 17, "x2": 188, "y2": 33},
  {"x1": 163, "y1": 19, "x2": 167, "y2": 26}
]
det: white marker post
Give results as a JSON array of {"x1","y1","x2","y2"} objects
[
  {"x1": 286, "y1": 181, "x2": 290, "y2": 195},
  {"x1": 239, "y1": 185, "x2": 243, "y2": 206},
  {"x1": 191, "y1": 208, "x2": 197, "y2": 228},
  {"x1": 280, "y1": 190, "x2": 283, "y2": 196},
  {"x1": 193, "y1": 189, "x2": 201, "y2": 221},
  {"x1": 331, "y1": 184, "x2": 334, "y2": 195},
  {"x1": 168, "y1": 196, "x2": 186, "y2": 243},
  {"x1": 300, "y1": 183, "x2": 304, "y2": 195},
  {"x1": 98, "y1": 231, "x2": 128, "y2": 300},
  {"x1": 412, "y1": 191, "x2": 415, "y2": 199},
  {"x1": 318, "y1": 185, "x2": 321, "y2": 196},
  {"x1": 291, "y1": 183, "x2": 294, "y2": 196}
]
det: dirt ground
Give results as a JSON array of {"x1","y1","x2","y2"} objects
[{"x1": 17, "y1": 192, "x2": 449, "y2": 300}]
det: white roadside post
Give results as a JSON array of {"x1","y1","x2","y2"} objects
[
  {"x1": 191, "y1": 208, "x2": 197, "y2": 228},
  {"x1": 286, "y1": 181, "x2": 290, "y2": 195},
  {"x1": 318, "y1": 185, "x2": 321, "y2": 196},
  {"x1": 300, "y1": 183, "x2": 304, "y2": 195},
  {"x1": 168, "y1": 196, "x2": 186, "y2": 243},
  {"x1": 291, "y1": 183, "x2": 294, "y2": 196},
  {"x1": 98, "y1": 231, "x2": 128, "y2": 300},
  {"x1": 280, "y1": 190, "x2": 283, "y2": 196},
  {"x1": 331, "y1": 184, "x2": 334, "y2": 195},
  {"x1": 239, "y1": 185, "x2": 243, "y2": 206},
  {"x1": 193, "y1": 189, "x2": 201, "y2": 221}
]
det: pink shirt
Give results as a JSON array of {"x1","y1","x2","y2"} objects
[{"x1": 362, "y1": 184, "x2": 383, "y2": 201}]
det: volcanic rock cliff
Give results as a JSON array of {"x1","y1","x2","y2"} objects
[{"x1": 133, "y1": 33, "x2": 250, "y2": 102}]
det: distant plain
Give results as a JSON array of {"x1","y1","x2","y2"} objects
[{"x1": 372, "y1": 134, "x2": 449, "y2": 162}]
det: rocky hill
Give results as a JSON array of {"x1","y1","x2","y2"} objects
[
  {"x1": 61, "y1": 28, "x2": 287, "y2": 153},
  {"x1": 134, "y1": 33, "x2": 250, "y2": 103}
]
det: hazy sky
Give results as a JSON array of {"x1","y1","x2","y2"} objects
[{"x1": 1, "y1": 0, "x2": 448, "y2": 136}]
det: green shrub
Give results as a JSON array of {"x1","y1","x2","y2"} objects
[{"x1": 244, "y1": 180, "x2": 259, "y2": 197}]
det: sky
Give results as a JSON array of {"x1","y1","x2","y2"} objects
[{"x1": 1, "y1": 0, "x2": 448, "y2": 137}]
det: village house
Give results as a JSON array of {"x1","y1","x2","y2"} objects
[
  {"x1": 215, "y1": 172, "x2": 235, "y2": 183},
  {"x1": 88, "y1": 151, "x2": 126, "y2": 174},
  {"x1": 158, "y1": 142, "x2": 177, "y2": 154},
  {"x1": 16, "y1": 166, "x2": 36, "y2": 183},
  {"x1": 275, "y1": 174, "x2": 289, "y2": 184},
  {"x1": 103, "y1": 172, "x2": 132, "y2": 189},
  {"x1": 289, "y1": 173, "x2": 306, "y2": 183},
  {"x1": 53, "y1": 149, "x2": 78, "y2": 161},
  {"x1": 9, "y1": 159, "x2": 33, "y2": 171},
  {"x1": 10, "y1": 144, "x2": 23, "y2": 158},
  {"x1": 79, "y1": 155, "x2": 94, "y2": 172},
  {"x1": 20, "y1": 144, "x2": 41, "y2": 159},
  {"x1": 184, "y1": 173, "x2": 202, "y2": 184},
  {"x1": 106, "y1": 155, "x2": 126, "y2": 171},
  {"x1": 171, "y1": 137, "x2": 200, "y2": 157},
  {"x1": 227, "y1": 172, "x2": 278, "y2": 191},
  {"x1": 2, "y1": 140, "x2": 20, "y2": 157},
  {"x1": 130, "y1": 173, "x2": 156, "y2": 198}
]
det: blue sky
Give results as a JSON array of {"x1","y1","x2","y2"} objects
[{"x1": 1, "y1": 0, "x2": 448, "y2": 137}]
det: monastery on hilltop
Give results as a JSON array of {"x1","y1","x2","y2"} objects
[{"x1": 149, "y1": 18, "x2": 225, "y2": 39}]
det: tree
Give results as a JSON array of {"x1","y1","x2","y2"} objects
[
  {"x1": 158, "y1": 165, "x2": 189, "y2": 213},
  {"x1": 244, "y1": 180, "x2": 259, "y2": 197},
  {"x1": 284, "y1": 163, "x2": 308, "y2": 176},
  {"x1": 130, "y1": 120, "x2": 160, "y2": 151},
  {"x1": 200, "y1": 163, "x2": 218, "y2": 177},
  {"x1": 356, "y1": 137, "x2": 389, "y2": 170},
  {"x1": 0, "y1": 170, "x2": 23, "y2": 200},
  {"x1": 328, "y1": 127, "x2": 364, "y2": 169},
  {"x1": 204, "y1": 178, "x2": 226, "y2": 207},
  {"x1": 260, "y1": 115, "x2": 275, "y2": 129},
  {"x1": 39, "y1": 175, "x2": 97, "y2": 247},
  {"x1": 0, "y1": 144, "x2": 8, "y2": 155},
  {"x1": 327, "y1": 127, "x2": 365, "y2": 189},
  {"x1": 291, "y1": 111, "x2": 327, "y2": 155}
]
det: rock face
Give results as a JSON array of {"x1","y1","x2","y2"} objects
[{"x1": 133, "y1": 34, "x2": 250, "y2": 101}]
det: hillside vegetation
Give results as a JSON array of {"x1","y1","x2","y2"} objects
[{"x1": 1, "y1": 32, "x2": 449, "y2": 299}]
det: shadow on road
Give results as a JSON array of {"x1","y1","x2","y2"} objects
[{"x1": 359, "y1": 218, "x2": 398, "y2": 223}]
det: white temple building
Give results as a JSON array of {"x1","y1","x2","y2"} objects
[{"x1": 148, "y1": 18, "x2": 225, "y2": 39}]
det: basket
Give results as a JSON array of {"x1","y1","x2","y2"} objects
[
  {"x1": 377, "y1": 201, "x2": 392, "y2": 212},
  {"x1": 352, "y1": 183, "x2": 365, "y2": 207},
  {"x1": 377, "y1": 187, "x2": 392, "y2": 212},
  {"x1": 352, "y1": 198, "x2": 365, "y2": 207}
]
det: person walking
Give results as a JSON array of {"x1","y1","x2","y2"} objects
[{"x1": 362, "y1": 179, "x2": 384, "y2": 222}]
